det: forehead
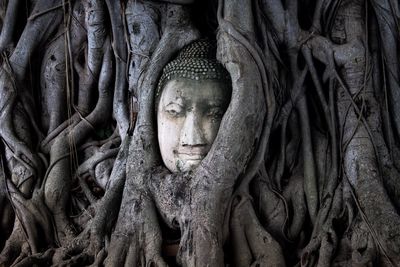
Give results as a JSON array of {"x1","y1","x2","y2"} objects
[{"x1": 160, "y1": 78, "x2": 230, "y2": 103}]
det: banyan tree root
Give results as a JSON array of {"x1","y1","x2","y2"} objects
[
  {"x1": 107, "y1": 0, "x2": 268, "y2": 265},
  {"x1": 105, "y1": 3, "x2": 201, "y2": 266},
  {"x1": 105, "y1": 0, "x2": 129, "y2": 138},
  {"x1": 40, "y1": 0, "x2": 87, "y2": 134},
  {"x1": 43, "y1": 38, "x2": 113, "y2": 246},
  {"x1": 1, "y1": 0, "x2": 400, "y2": 266},
  {"x1": 300, "y1": 1, "x2": 400, "y2": 265},
  {"x1": 0, "y1": 220, "x2": 30, "y2": 267},
  {"x1": 230, "y1": 195, "x2": 285, "y2": 267},
  {"x1": 9, "y1": 136, "x2": 130, "y2": 267}
]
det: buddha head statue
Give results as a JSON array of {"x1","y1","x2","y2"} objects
[{"x1": 156, "y1": 39, "x2": 232, "y2": 173}]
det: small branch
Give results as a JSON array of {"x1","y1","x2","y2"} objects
[
  {"x1": 28, "y1": 2, "x2": 67, "y2": 21},
  {"x1": 297, "y1": 96, "x2": 319, "y2": 225},
  {"x1": 0, "y1": 0, "x2": 22, "y2": 52},
  {"x1": 259, "y1": 0, "x2": 285, "y2": 41}
]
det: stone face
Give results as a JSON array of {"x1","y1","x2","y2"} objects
[{"x1": 157, "y1": 78, "x2": 230, "y2": 172}]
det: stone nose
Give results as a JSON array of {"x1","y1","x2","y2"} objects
[{"x1": 180, "y1": 112, "x2": 207, "y2": 147}]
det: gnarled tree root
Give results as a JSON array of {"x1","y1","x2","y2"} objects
[{"x1": 230, "y1": 195, "x2": 285, "y2": 267}]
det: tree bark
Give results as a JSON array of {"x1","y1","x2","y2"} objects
[{"x1": 0, "y1": 0, "x2": 399, "y2": 266}]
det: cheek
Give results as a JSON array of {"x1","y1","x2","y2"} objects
[
  {"x1": 202, "y1": 120, "x2": 223, "y2": 143},
  {"x1": 158, "y1": 115, "x2": 182, "y2": 151}
]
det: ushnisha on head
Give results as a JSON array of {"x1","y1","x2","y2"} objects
[{"x1": 156, "y1": 39, "x2": 232, "y2": 173}]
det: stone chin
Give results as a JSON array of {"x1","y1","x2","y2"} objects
[{"x1": 175, "y1": 157, "x2": 204, "y2": 172}]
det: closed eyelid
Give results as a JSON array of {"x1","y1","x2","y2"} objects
[
  {"x1": 206, "y1": 99, "x2": 226, "y2": 108},
  {"x1": 203, "y1": 104, "x2": 225, "y2": 112},
  {"x1": 163, "y1": 103, "x2": 185, "y2": 117},
  {"x1": 208, "y1": 104, "x2": 224, "y2": 109},
  {"x1": 165, "y1": 102, "x2": 184, "y2": 108}
]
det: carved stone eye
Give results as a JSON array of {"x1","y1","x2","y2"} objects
[
  {"x1": 165, "y1": 104, "x2": 184, "y2": 117},
  {"x1": 206, "y1": 108, "x2": 224, "y2": 121}
]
